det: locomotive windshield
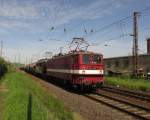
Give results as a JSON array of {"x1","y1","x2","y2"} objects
[
  {"x1": 83, "y1": 54, "x2": 101, "y2": 64},
  {"x1": 92, "y1": 55, "x2": 101, "y2": 63}
]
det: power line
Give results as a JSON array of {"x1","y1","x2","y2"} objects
[
  {"x1": 44, "y1": 5, "x2": 150, "y2": 58},
  {"x1": 48, "y1": 4, "x2": 150, "y2": 44},
  {"x1": 49, "y1": 0, "x2": 118, "y2": 35},
  {"x1": 82, "y1": 5, "x2": 150, "y2": 38},
  {"x1": 83, "y1": 16, "x2": 132, "y2": 38},
  {"x1": 49, "y1": 0, "x2": 66, "y2": 32},
  {"x1": 140, "y1": 6, "x2": 150, "y2": 13},
  {"x1": 91, "y1": 33, "x2": 131, "y2": 46},
  {"x1": 68, "y1": 0, "x2": 117, "y2": 34}
]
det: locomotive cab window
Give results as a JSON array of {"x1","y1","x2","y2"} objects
[
  {"x1": 92, "y1": 55, "x2": 101, "y2": 63},
  {"x1": 83, "y1": 54, "x2": 101, "y2": 64}
]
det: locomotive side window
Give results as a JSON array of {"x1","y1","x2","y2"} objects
[{"x1": 83, "y1": 54, "x2": 90, "y2": 64}]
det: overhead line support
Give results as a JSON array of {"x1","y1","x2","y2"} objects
[{"x1": 132, "y1": 12, "x2": 140, "y2": 77}]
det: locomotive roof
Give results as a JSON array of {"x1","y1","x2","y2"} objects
[
  {"x1": 25, "y1": 51, "x2": 103, "y2": 65},
  {"x1": 51, "y1": 50, "x2": 102, "y2": 59},
  {"x1": 37, "y1": 58, "x2": 48, "y2": 63}
]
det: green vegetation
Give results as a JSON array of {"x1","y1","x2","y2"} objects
[
  {"x1": 105, "y1": 76, "x2": 150, "y2": 91},
  {"x1": 13, "y1": 63, "x2": 24, "y2": 68},
  {"x1": 0, "y1": 57, "x2": 8, "y2": 77},
  {"x1": 1, "y1": 69, "x2": 73, "y2": 120}
]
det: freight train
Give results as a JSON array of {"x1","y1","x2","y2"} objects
[{"x1": 24, "y1": 50, "x2": 104, "y2": 90}]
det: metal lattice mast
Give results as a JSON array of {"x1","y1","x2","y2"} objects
[{"x1": 132, "y1": 12, "x2": 140, "y2": 77}]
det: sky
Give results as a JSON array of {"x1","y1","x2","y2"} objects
[{"x1": 0, "y1": 0, "x2": 150, "y2": 63}]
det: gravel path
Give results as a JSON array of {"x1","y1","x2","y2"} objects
[{"x1": 26, "y1": 73, "x2": 138, "y2": 120}]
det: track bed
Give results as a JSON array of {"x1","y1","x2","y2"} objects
[{"x1": 24, "y1": 71, "x2": 139, "y2": 120}]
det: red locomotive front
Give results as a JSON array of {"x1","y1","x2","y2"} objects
[
  {"x1": 72, "y1": 51, "x2": 104, "y2": 88},
  {"x1": 46, "y1": 51, "x2": 104, "y2": 89}
]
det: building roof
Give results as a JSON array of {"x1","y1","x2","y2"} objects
[{"x1": 104, "y1": 53, "x2": 150, "y2": 60}]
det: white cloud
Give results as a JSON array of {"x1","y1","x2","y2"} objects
[
  {"x1": 48, "y1": 0, "x2": 131, "y2": 26},
  {"x1": 0, "y1": 0, "x2": 131, "y2": 31},
  {"x1": 0, "y1": 0, "x2": 39, "y2": 19},
  {"x1": 0, "y1": 20, "x2": 32, "y2": 30},
  {"x1": 0, "y1": 0, "x2": 136, "y2": 63},
  {"x1": 0, "y1": 28, "x2": 10, "y2": 35}
]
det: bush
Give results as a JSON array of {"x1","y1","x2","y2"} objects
[{"x1": 0, "y1": 58, "x2": 8, "y2": 78}]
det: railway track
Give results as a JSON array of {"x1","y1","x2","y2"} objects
[
  {"x1": 84, "y1": 93, "x2": 150, "y2": 120},
  {"x1": 84, "y1": 86, "x2": 150, "y2": 120},
  {"x1": 24, "y1": 70, "x2": 150, "y2": 119},
  {"x1": 102, "y1": 85, "x2": 150, "y2": 101}
]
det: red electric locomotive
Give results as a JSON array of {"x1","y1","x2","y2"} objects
[
  {"x1": 24, "y1": 38, "x2": 104, "y2": 90},
  {"x1": 46, "y1": 50, "x2": 104, "y2": 89}
]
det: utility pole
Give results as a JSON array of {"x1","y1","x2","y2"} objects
[{"x1": 132, "y1": 12, "x2": 140, "y2": 77}]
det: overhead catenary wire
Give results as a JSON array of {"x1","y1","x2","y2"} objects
[
  {"x1": 140, "y1": 6, "x2": 150, "y2": 13},
  {"x1": 68, "y1": 0, "x2": 118, "y2": 35},
  {"x1": 77, "y1": 5, "x2": 150, "y2": 49},
  {"x1": 81, "y1": 5, "x2": 150, "y2": 38},
  {"x1": 49, "y1": 4, "x2": 150, "y2": 39},
  {"x1": 83, "y1": 15, "x2": 132, "y2": 38},
  {"x1": 90, "y1": 33, "x2": 131, "y2": 46},
  {"x1": 40, "y1": 5, "x2": 150, "y2": 61},
  {"x1": 22, "y1": 3, "x2": 150, "y2": 64},
  {"x1": 49, "y1": 0, "x2": 118, "y2": 35},
  {"x1": 49, "y1": 0, "x2": 65, "y2": 31},
  {"x1": 48, "y1": 3, "x2": 150, "y2": 46}
]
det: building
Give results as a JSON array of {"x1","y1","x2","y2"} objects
[
  {"x1": 104, "y1": 54, "x2": 150, "y2": 75},
  {"x1": 104, "y1": 38, "x2": 150, "y2": 75}
]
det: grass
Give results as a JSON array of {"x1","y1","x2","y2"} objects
[
  {"x1": 105, "y1": 76, "x2": 150, "y2": 91},
  {"x1": 0, "y1": 76, "x2": 7, "y2": 120},
  {"x1": 1, "y1": 69, "x2": 74, "y2": 120}
]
